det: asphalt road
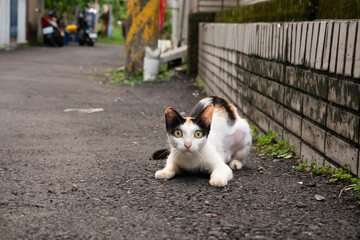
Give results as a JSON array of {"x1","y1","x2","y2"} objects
[{"x1": 0, "y1": 43, "x2": 359, "y2": 239}]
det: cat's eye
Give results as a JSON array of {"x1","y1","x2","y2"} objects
[
  {"x1": 174, "y1": 129, "x2": 183, "y2": 138},
  {"x1": 194, "y1": 130, "x2": 203, "y2": 138}
]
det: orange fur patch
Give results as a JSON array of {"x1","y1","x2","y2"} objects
[
  {"x1": 227, "y1": 102, "x2": 238, "y2": 117},
  {"x1": 184, "y1": 117, "x2": 193, "y2": 126},
  {"x1": 214, "y1": 104, "x2": 226, "y2": 117},
  {"x1": 200, "y1": 105, "x2": 214, "y2": 126}
]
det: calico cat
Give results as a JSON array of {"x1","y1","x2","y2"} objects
[{"x1": 154, "y1": 96, "x2": 252, "y2": 187}]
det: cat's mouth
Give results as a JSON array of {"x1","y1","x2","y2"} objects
[{"x1": 182, "y1": 149, "x2": 195, "y2": 155}]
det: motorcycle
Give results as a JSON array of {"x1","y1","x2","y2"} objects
[
  {"x1": 77, "y1": 11, "x2": 97, "y2": 46},
  {"x1": 41, "y1": 10, "x2": 64, "y2": 47}
]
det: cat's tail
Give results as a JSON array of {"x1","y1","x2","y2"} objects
[{"x1": 152, "y1": 149, "x2": 170, "y2": 160}]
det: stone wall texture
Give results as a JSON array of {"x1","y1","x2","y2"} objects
[{"x1": 198, "y1": 21, "x2": 360, "y2": 176}]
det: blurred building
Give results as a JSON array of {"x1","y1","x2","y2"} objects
[{"x1": 0, "y1": 0, "x2": 44, "y2": 50}]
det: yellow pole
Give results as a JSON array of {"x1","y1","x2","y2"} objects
[{"x1": 125, "y1": 0, "x2": 159, "y2": 76}]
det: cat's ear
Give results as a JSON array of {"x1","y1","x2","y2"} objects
[
  {"x1": 196, "y1": 105, "x2": 214, "y2": 128},
  {"x1": 165, "y1": 107, "x2": 184, "y2": 132}
]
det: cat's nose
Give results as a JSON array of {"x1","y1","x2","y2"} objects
[{"x1": 184, "y1": 142, "x2": 192, "y2": 150}]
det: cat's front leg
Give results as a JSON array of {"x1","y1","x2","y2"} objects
[
  {"x1": 155, "y1": 156, "x2": 178, "y2": 180},
  {"x1": 209, "y1": 164, "x2": 233, "y2": 187}
]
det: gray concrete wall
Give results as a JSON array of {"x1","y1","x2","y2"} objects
[{"x1": 198, "y1": 21, "x2": 360, "y2": 176}]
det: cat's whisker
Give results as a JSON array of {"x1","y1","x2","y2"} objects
[{"x1": 195, "y1": 150, "x2": 206, "y2": 166}]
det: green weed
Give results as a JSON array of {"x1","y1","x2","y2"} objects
[
  {"x1": 193, "y1": 76, "x2": 208, "y2": 95},
  {"x1": 256, "y1": 129, "x2": 277, "y2": 146},
  {"x1": 102, "y1": 64, "x2": 171, "y2": 86},
  {"x1": 295, "y1": 162, "x2": 331, "y2": 175},
  {"x1": 312, "y1": 165, "x2": 332, "y2": 175},
  {"x1": 296, "y1": 162, "x2": 360, "y2": 205},
  {"x1": 97, "y1": 27, "x2": 125, "y2": 45},
  {"x1": 251, "y1": 125, "x2": 259, "y2": 139},
  {"x1": 255, "y1": 129, "x2": 294, "y2": 159},
  {"x1": 347, "y1": 182, "x2": 360, "y2": 205},
  {"x1": 296, "y1": 162, "x2": 309, "y2": 171},
  {"x1": 331, "y1": 164, "x2": 354, "y2": 182}
]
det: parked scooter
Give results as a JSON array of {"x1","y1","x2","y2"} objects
[
  {"x1": 42, "y1": 10, "x2": 64, "y2": 47},
  {"x1": 77, "y1": 11, "x2": 97, "y2": 46}
]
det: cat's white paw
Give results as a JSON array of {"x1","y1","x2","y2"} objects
[
  {"x1": 229, "y1": 160, "x2": 243, "y2": 170},
  {"x1": 155, "y1": 169, "x2": 175, "y2": 179},
  {"x1": 209, "y1": 175, "x2": 228, "y2": 187}
]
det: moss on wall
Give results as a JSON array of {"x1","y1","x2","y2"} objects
[
  {"x1": 316, "y1": 0, "x2": 360, "y2": 19},
  {"x1": 187, "y1": 12, "x2": 215, "y2": 75},
  {"x1": 215, "y1": 0, "x2": 312, "y2": 23},
  {"x1": 215, "y1": 0, "x2": 360, "y2": 24}
]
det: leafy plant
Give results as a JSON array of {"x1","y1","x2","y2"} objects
[
  {"x1": 256, "y1": 130, "x2": 277, "y2": 147},
  {"x1": 331, "y1": 164, "x2": 354, "y2": 182},
  {"x1": 193, "y1": 76, "x2": 208, "y2": 95},
  {"x1": 347, "y1": 181, "x2": 360, "y2": 205},
  {"x1": 255, "y1": 130, "x2": 294, "y2": 159},
  {"x1": 331, "y1": 164, "x2": 360, "y2": 205},
  {"x1": 251, "y1": 125, "x2": 259, "y2": 139},
  {"x1": 296, "y1": 162, "x2": 309, "y2": 171},
  {"x1": 312, "y1": 165, "x2": 332, "y2": 175},
  {"x1": 296, "y1": 162, "x2": 360, "y2": 205},
  {"x1": 97, "y1": 27, "x2": 125, "y2": 45},
  {"x1": 295, "y1": 162, "x2": 331, "y2": 174},
  {"x1": 102, "y1": 65, "x2": 171, "y2": 86}
]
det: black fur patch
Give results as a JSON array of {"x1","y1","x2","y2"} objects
[
  {"x1": 211, "y1": 96, "x2": 236, "y2": 124},
  {"x1": 193, "y1": 106, "x2": 212, "y2": 137},
  {"x1": 152, "y1": 149, "x2": 170, "y2": 160},
  {"x1": 165, "y1": 108, "x2": 185, "y2": 134},
  {"x1": 192, "y1": 118, "x2": 211, "y2": 137}
]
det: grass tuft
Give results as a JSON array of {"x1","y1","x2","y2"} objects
[
  {"x1": 101, "y1": 63, "x2": 171, "y2": 86},
  {"x1": 296, "y1": 162, "x2": 360, "y2": 205},
  {"x1": 254, "y1": 129, "x2": 294, "y2": 159}
]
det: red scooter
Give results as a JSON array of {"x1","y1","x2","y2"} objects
[{"x1": 42, "y1": 10, "x2": 64, "y2": 47}]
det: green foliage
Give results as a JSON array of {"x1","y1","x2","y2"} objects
[
  {"x1": 193, "y1": 76, "x2": 208, "y2": 95},
  {"x1": 255, "y1": 130, "x2": 294, "y2": 159},
  {"x1": 102, "y1": 64, "x2": 171, "y2": 86},
  {"x1": 215, "y1": 0, "x2": 360, "y2": 24},
  {"x1": 316, "y1": 0, "x2": 360, "y2": 19},
  {"x1": 161, "y1": 9, "x2": 172, "y2": 39},
  {"x1": 296, "y1": 162, "x2": 360, "y2": 205},
  {"x1": 97, "y1": 27, "x2": 125, "y2": 45},
  {"x1": 45, "y1": 0, "x2": 92, "y2": 13},
  {"x1": 99, "y1": 0, "x2": 127, "y2": 22},
  {"x1": 296, "y1": 162, "x2": 309, "y2": 171},
  {"x1": 215, "y1": 0, "x2": 312, "y2": 23},
  {"x1": 296, "y1": 162, "x2": 334, "y2": 175},
  {"x1": 251, "y1": 125, "x2": 259, "y2": 139},
  {"x1": 256, "y1": 130, "x2": 277, "y2": 147},
  {"x1": 347, "y1": 182, "x2": 360, "y2": 205},
  {"x1": 268, "y1": 141, "x2": 294, "y2": 158},
  {"x1": 312, "y1": 165, "x2": 332, "y2": 175},
  {"x1": 330, "y1": 164, "x2": 354, "y2": 182},
  {"x1": 331, "y1": 164, "x2": 360, "y2": 205},
  {"x1": 187, "y1": 12, "x2": 216, "y2": 75},
  {"x1": 306, "y1": 162, "x2": 332, "y2": 175}
]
